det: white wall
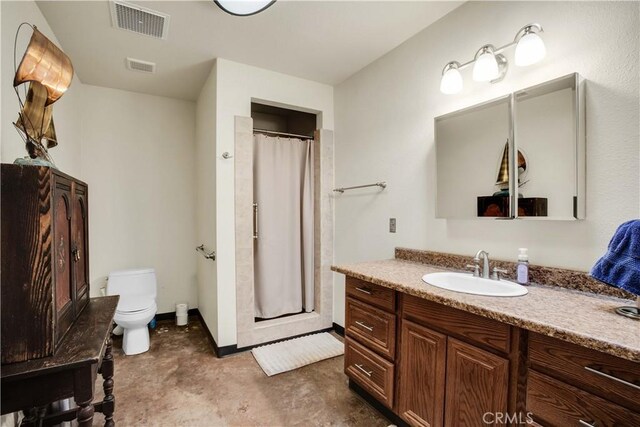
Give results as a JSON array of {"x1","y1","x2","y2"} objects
[
  {"x1": 195, "y1": 62, "x2": 218, "y2": 341},
  {"x1": 210, "y1": 58, "x2": 334, "y2": 346},
  {"x1": 1, "y1": 0, "x2": 84, "y2": 176},
  {"x1": 334, "y1": 1, "x2": 640, "y2": 325},
  {"x1": 81, "y1": 85, "x2": 197, "y2": 314}
]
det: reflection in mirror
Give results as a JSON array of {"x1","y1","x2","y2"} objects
[
  {"x1": 514, "y1": 73, "x2": 585, "y2": 219},
  {"x1": 435, "y1": 96, "x2": 512, "y2": 219}
]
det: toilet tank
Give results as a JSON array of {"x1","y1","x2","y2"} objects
[{"x1": 107, "y1": 268, "x2": 157, "y2": 299}]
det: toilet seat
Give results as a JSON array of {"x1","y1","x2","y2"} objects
[
  {"x1": 117, "y1": 296, "x2": 156, "y2": 314},
  {"x1": 115, "y1": 302, "x2": 157, "y2": 322}
]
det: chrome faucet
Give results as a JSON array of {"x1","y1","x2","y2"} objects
[
  {"x1": 467, "y1": 250, "x2": 510, "y2": 281},
  {"x1": 474, "y1": 250, "x2": 490, "y2": 279}
]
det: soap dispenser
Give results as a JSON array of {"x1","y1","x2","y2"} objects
[{"x1": 517, "y1": 248, "x2": 529, "y2": 285}]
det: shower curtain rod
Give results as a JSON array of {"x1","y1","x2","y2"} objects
[{"x1": 253, "y1": 128, "x2": 314, "y2": 140}]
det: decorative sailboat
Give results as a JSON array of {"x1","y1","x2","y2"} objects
[
  {"x1": 12, "y1": 24, "x2": 74, "y2": 167},
  {"x1": 493, "y1": 141, "x2": 528, "y2": 197}
]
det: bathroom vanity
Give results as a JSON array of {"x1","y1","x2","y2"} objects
[{"x1": 334, "y1": 251, "x2": 640, "y2": 426}]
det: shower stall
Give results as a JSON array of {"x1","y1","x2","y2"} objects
[
  {"x1": 253, "y1": 130, "x2": 315, "y2": 320},
  {"x1": 234, "y1": 102, "x2": 334, "y2": 347}
]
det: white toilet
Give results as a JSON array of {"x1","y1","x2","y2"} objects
[{"x1": 107, "y1": 268, "x2": 158, "y2": 355}]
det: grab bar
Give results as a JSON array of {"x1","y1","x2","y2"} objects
[
  {"x1": 196, "y1": 244, "x2": 216, "y2": 261},
  {"x1": 253, "y1": 203, "x2": 259, "y2": 239},
  {"x1": 333, "y1": 182, "x2": 386, "y2": 193}
]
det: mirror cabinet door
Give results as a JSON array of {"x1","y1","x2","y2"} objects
[
  {"x1": 435, "y1": 96, "x2": 512, "y2": 219},
  {"x1": 434, "y1": 73, "x2": 585, "y2": 221},
  {"x1": 514, "y1": 73, "x2": 585, "y2": 220}
]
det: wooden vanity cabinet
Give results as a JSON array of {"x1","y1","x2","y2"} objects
[
  {"x1": 341, "y1": 274, "x2": 640, "y2": 427},
  {"x1": 398, "y1": 295, "x2": 513, "y2": 427},
  {"x1": 1, "y1": 165, "x2": 90, "y2": 364},
  {"x1": 527, "y1": 332, "x2": 640, "y2": 426},
  {"x1": 344, "y1": 277, "x2": 398, "y2": 409}
]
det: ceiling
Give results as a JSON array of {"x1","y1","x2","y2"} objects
[{"x1": 37, "y1": 1, "x2": 462, "y2": 101}]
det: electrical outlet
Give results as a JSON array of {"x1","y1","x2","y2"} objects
[{"x1": 389, "y1": 218, "x2": 396, "y2": 233}]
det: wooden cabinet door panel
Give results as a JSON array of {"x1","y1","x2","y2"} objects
[
  {"x1": 444, "y1": 338, "x2": 509, "y2": 427},
  {"x1": 52, "y1": 176, "x2": 74, "y2": 344},
  {"x1": 71, "y1": 183, "x2": 89, "y2": 312},
  {"x1": 397, "y1": 320, "x2": 446, "y2": 427}
]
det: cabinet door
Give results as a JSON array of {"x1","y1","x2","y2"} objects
[
  {"x1": 444, "y1": 338, "x2": 509, "y2": 427},
  {"x1": 71, "y1": 182, "x2": 89, "y2": 312},
  {"x1": 52, "y1": 176, "x2": 74, "y2": 342},
  {"x1": 397, "y1": 320, "x2": 447, "y2": 427}
]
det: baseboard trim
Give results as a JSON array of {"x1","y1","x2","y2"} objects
[
  {"x1": 332, "y1": 322, "x2": 345, "y2": 337},
  {"x1": 348, "y1": 380, "x2": 408, "y2": 427},
  {"x1": 191, "y1": 309, "x2": 238, "y2": 357},
  {"x1": 156, "y1": 308, "x2": 199, "y2": 321},
  {"x1": 187, "y1": 311, "x2": 347, "y2": 358}
]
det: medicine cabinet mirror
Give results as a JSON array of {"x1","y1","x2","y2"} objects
[{"x1": 435, "y1": 73, "x2": 585, "y2": 220}]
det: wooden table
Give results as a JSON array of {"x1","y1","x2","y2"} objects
[{"x1": 1, "y1": 296, "x2": 119, "y2": 426}]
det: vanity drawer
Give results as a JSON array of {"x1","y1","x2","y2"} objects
[
  {"x1": 529, "y1": 332, "x2": 640, "y2": 412},
  {"x1": 345, "y1": 337, "x2": 395, "y2": 409},
  {"x1": 527, "y1": 370, "x2": 640, "y2": 426},
  {"x1": 345, "y1": 297, "x2": 396, "y2": 360},
  {"x1": 346, "y1": 277, "x2": 396, "y2": 312},
  {"x1": 402, "y1": 295, "x2": 511, "y2": 354}
]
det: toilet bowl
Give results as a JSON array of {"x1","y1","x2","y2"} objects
[{"x1": 107, "y1": 268, "x2": 157, "y2": 355}]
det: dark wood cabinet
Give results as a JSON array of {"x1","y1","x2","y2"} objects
[
  {"x1": 399, "y1": 295, "x2": 515, "y2": 427},
  {"x1": 397, "y1": 320, "x2": 446, "y2": 427},
  {"x1": 339, "y1": 274, "x2": 640, "y2": 426},
  {"x1": 1, "y1": 164, "x2": 90, "y2": 364},
  {"x1": 444, "y1": 338, "x2": 509, "y2": 427}
]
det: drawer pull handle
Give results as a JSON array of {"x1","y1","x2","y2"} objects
[
  {"x1": 354, "y1": 363, "x2": 373, "y2": 377},
  {"x1": 578, "y1": 420, "x2": 595, "y2": 427},
  {"x1": 355, "y1": 287, "x2": 372, "y2": 295},
  {"x1": 355, "y1": 321, "x2": 373, "y2": 332},
  {"x1": 584, "y1": 366, "x2": 640, "y2": 391}
]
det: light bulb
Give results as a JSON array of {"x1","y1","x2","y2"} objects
[
  {"x1": 515, "y1": 32, "x2": 546, "y2": 66},
  {"x1": 214, "y1": 0, "x2": 275, "y2": 16},
  {"x1": 440, "y1": 64, "x2": 463, "y2": 94},
  {"x1": 473, "y1": 50, "x2": 500, "y2": 82}
]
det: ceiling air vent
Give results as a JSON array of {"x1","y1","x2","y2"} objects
[
  {"x1": 110, "y1": 1, "x2": 170, "y2": 40},
  {"x1": 126, "y1": 57, "x2": 156, "y2": 73}
]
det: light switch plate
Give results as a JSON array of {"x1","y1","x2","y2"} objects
[{"x1": 389, "y1": 218, "x2": 396, "y2": 233}]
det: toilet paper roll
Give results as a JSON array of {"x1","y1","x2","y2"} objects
[
  {"x1": 176, "y1": 313, "x2": 188, "y2": 326},
  {"x1": 176, "y1": 303, "x2": 188, "y2": 315}
]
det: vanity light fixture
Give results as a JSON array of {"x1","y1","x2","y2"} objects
[
  {"x1": 214, "y1": 0, "x2": 276, "y2": 16},
  {"x1": 440, "y1": 62, "x2": 463, "y2": 94},
  {"x1": 514, "y1": 24, "x2": 547, "y2": 66},
  {"x1": 472, "y1": 45, "x2": 507, "y2": 82},
  {"x1": 440, "y1": 23, "x2": 546, "y2": 94}
]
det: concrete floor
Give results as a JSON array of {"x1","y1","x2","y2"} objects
[{"x1": 92, "y1": 318, "x2": 390, "y2": 426}]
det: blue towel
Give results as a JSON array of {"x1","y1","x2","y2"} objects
[{"x1": 591, "y1": 219, "x2": 640, "y2": 295}]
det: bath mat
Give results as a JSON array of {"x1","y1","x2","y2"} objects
[{"x1": 251, "y1": 332, "x2": 344, "y2": 376}]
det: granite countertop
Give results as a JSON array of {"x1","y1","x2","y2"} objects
[{"x1": 332, "y1": 259, "x2": 640, "y2": 362}]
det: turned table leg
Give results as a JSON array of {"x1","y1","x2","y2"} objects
[
  {"x1": 74, "y1": 366, "x2": 95, "y2": 427},
  {"x1": 76, "y1": 397, "x2": 94, "y2": 427},
  {"x1": 102, "y1": 336, "x2": 115, "y2": 427}
]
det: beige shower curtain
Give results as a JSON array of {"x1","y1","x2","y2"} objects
[{"x1": 253, "y1": 134, "x2": 314, "y2": 319}]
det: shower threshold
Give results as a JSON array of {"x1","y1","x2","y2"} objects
[{"x1": 255, "y1": 310, "x2": 313, "y2": 323}]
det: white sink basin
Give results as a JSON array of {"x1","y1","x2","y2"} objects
[{"x1": 422, "y1": 272, "x2": 528, "y2": 297}]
